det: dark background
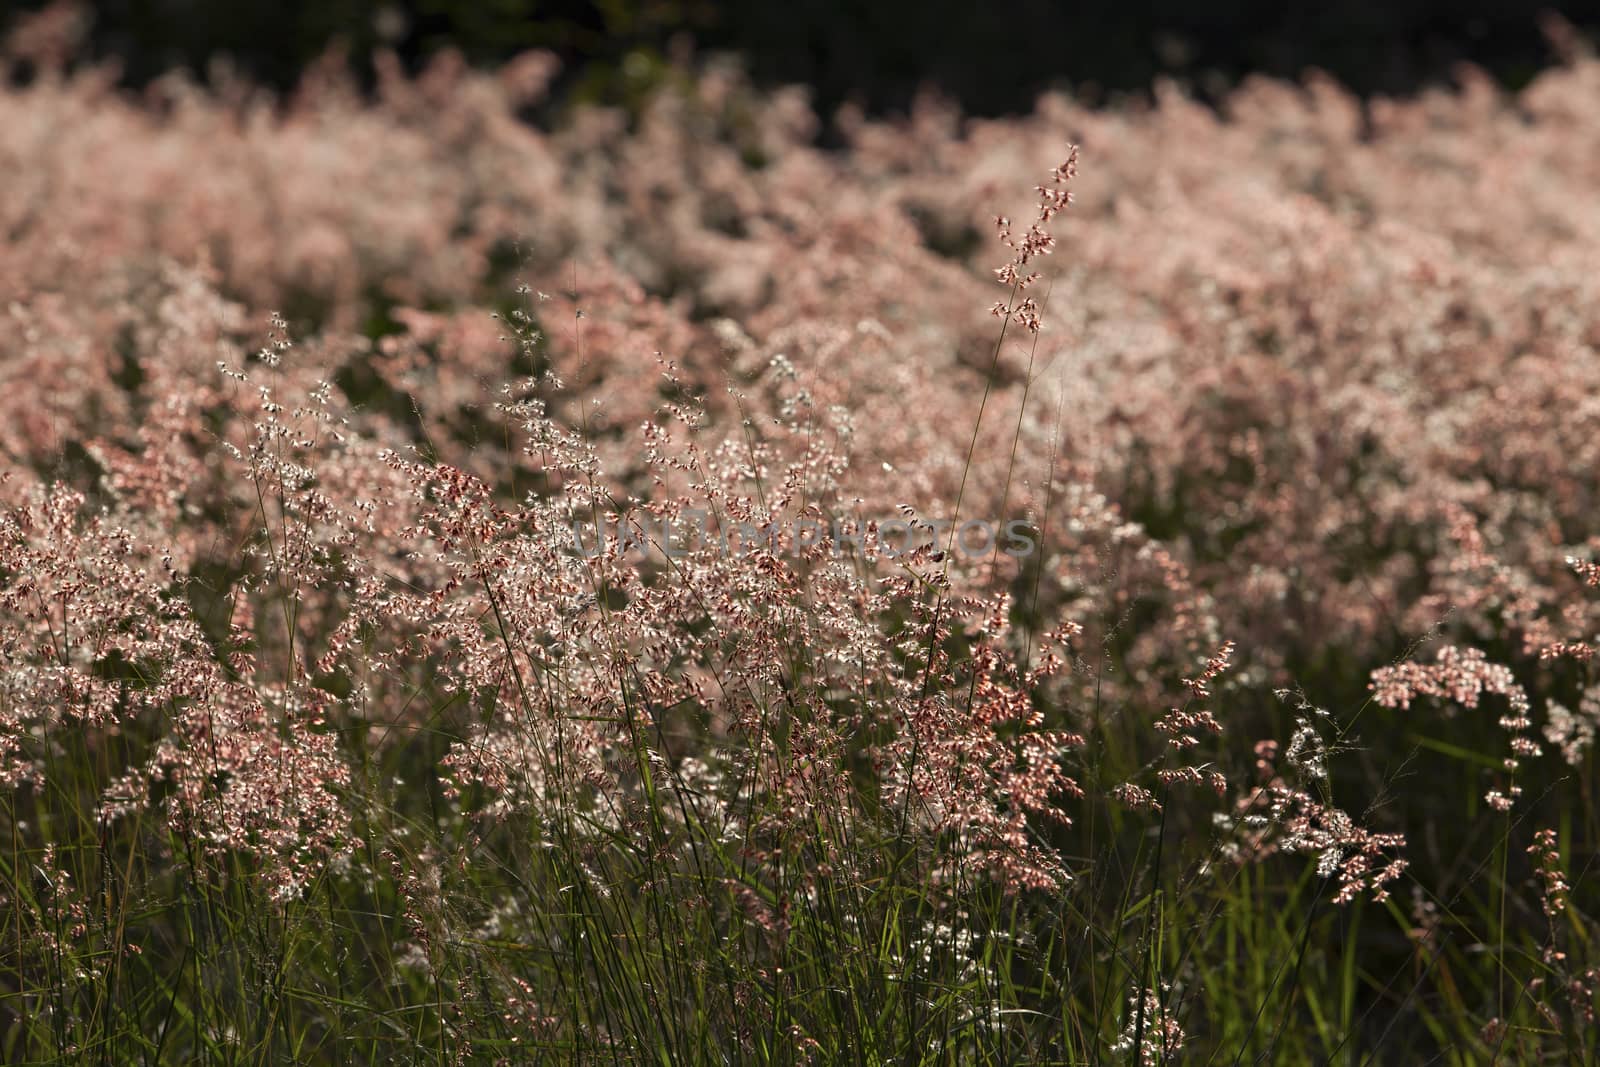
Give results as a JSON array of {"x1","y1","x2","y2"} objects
[{"x1": 5, "y1": 0, "x2": 1600, "y2": 117}]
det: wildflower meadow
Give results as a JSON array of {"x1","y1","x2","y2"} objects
[{"x1": 1, "y1": 5, "x2": 1597, "y2": 1064}]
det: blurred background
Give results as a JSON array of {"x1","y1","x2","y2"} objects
[{"x1": 4, "y1": 0, "x2": 1599, "y2": 119}]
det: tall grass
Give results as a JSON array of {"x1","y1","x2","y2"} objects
[{"x1": 2, "y1": 10, "x2": 1598, "y2": 1062}]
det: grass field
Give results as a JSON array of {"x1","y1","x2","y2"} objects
[{"x1": 1, "y1": 10, "x2": 1598, "y2": 1064}]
